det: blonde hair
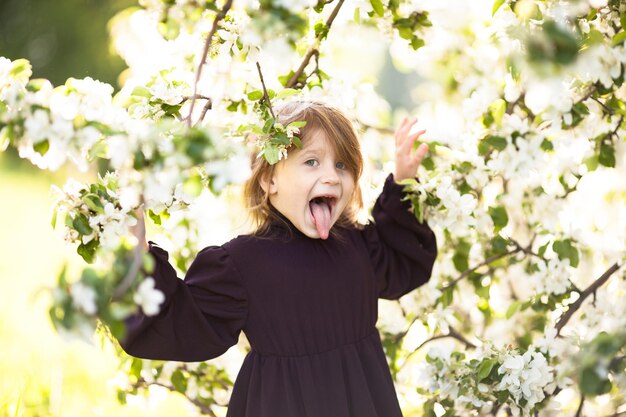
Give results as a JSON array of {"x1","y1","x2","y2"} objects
[{"x1": 243, "y1": 100, "x2": 364, "y2": 236}]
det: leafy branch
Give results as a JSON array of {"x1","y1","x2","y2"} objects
[{"x1": 284, "y1": 0, "x2": 345, "y2": 88}]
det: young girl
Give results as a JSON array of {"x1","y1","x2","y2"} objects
[{"x1": 121, "y1": 100, "x2": 438, "y2": 417}]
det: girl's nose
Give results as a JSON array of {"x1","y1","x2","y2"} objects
[{"x1": 321, "y1": 164, "x2": 340, "y2": 184}]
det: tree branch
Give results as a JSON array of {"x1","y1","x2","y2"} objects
[
  {"x1": 187, "y1": 0, "x2": 233, "y2": 128},
  {"x1": 285, "y1": 0, "x2": 345, "y2": 88},
  {"x1": 575, "y1": 394, "x2": 585, "y2": 417},
  {"x1": 555, "y1": 262, "x2": 622, "y2": 336},
  {"x1": 194, "y1": 98, "x2": 214, "y2": 128},
  {"x1": 399, "y1": 326, "x2": 476, "y2": 370},
  {"x1": 256, "y1": 61, "x2": 275, "y2": 120},
  {"x1": 443, "y1": 245, "x2": 524, "y2": 290}
]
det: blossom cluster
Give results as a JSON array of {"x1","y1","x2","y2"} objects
[{"x1": 413, "y1": 343, "x2": 555, "y2": 416}]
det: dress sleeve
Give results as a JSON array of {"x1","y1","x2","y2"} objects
[
  {"x1": 118, "y1": 241, "x2": 248, "y2": 362},
  {"x1": 361, "y1": 173, "x2": 438, "y2": 300}
]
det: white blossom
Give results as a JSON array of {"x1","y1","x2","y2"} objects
[
  {"x1": 133, "y1": 277, "x2": 165, "y2": 316},
  {"x1": 70, "y1": 282, "x2": 98, "y2": 315}
]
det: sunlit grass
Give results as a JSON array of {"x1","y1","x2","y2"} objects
[{"x1": 0, "y1": 154, "x2": 194, "y2": 417}]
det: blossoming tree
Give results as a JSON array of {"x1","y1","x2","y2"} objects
[{"x1": 1, "y1": 0, "x2": 625, "y2": 415}]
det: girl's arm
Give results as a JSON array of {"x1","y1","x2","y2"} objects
[
  {"x1": 361, "y1": 117, "x2": 437, "y2": 299},
  {"x1": 119, "y1": 229, "x2": 248, "y2": 362}
]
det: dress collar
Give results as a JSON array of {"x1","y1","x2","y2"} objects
[{"x1": 264, "y1": 203, "x2": 305, "y2": 238}]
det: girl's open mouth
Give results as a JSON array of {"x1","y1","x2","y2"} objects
[{"x1": 309, "y1": 196, "x2": 337, "y2": 240}]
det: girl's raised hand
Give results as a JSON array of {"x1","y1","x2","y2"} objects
[{"x1": 394, "y1": 116, "x2": 428, "y2": 182}]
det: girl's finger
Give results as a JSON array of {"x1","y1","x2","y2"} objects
[
  {"x1": 408, "y1": 129, "x2": 426, "y2": 142},
  {"x1": 413, "y1": 143, "x2": 429, "y2": 163}
]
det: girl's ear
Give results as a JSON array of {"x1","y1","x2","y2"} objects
[{"x1": 259, "y1": 173, "x2": 278, "y2": 195}]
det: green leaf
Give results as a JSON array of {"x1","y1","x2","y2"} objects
[
  {"x1": 488, "y1": 206, "x2": 509, "y2": 232},
  {"x1": 72, "y1": 214, "x2": 93, "y2": 235},
  {"x1": 612, "y1": 30, "x2": 626, "y2": 47},
  {"x1": 479, "y1": 135, "x2": 508, "y2": 155},
  {"x1": 410, "y1": 37, "x2": 425, "y2": 50},
  {"x1": 580, "y1": 366, "x2": 612, "y2": 395},
  {"x1": 0, "y1": 126, "x2": 12, "y2": 152},
  {"x1": 130, "y1": 358, "x2": 143, "y2": 380},
  {"x1": 147, "y1": 209, "x2": 161, "y2": 225},
  {"x1": 291, "y1": 136, "x2": 302, "y2": 148},
  {"x1": 314, "y1": 21, "x2": 329, "y2": 39},
  {"x1": 247, "y1": 90, "x2": 263, "y2": 101},
  {"x1": 440, "y1": 285, "x2": 454, "y2": 307},
  {"x1": 83, "y1": 195, "x2": 104, "y2": 213},
  {"x1": 492, "y1": 0, "x2": 505, "y2": 16},
  {"x1": 452, "y1": 240, "x2": 471, "y2": 272},
  {"x1": 226, "y1": 100, "x2": 240, "y2": 112},
  {"x1": 477, "y1": 358, "x2": 497, "y2": 381},
  {"x1": 370, "y1": 0, "x2": 384, "y2": 17},
  {"x1": 552, "y1": 239, "x2": 579, "y2": 267},
  {"x1": 273, "y1": 132, "x2": 290, "y2": 145},
  {"x1": 276, "y1": 88, "x2": 299, "y2": 99},
  {"x1": 77, "y1": 239, "x2": 98, "y2": 263},
  {"x1": 484, "y1": 135, "x2": 508, "y2": 150},
  {"x1": 490, "y1": 99, "x2": 506, "y2": 126},
  {"x1": 506, "y1": 300, "x2": 523, "y2": 319},
  {"x1": 171, "y1": 369, "x2": 187, "y2": 393},
  {"x1": 288, "y1": 120, "x2": 307, "y2": 128},
  {"x1": 131, "y1": 86, "x2": 152, "y2": 99},
  {"x1": 263, "y1": 146, "x2": 280, "y2": 165},
  {"x1": 584, "y1": 154, "x2": 599, "y2": 172},
  {"x1": 599, "y1": 143, "x2": 616, "y2": 167},
  {"x1": 33, "y1": 139, "x2": 50, "y2": 156},
  {"x1": 263, "y1": 117, "x2": 275, "y2": 133}
]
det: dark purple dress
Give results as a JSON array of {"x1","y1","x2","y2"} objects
[{"x1": 120, "y1": 174, "x2": 438, "y2": 417}]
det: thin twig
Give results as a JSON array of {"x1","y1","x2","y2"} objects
[
  {"x1": 182, "y1": 94, "x2": 213, "y2": 103},
  {"x1": 285, "y1": 0, "x2": 345, "y2": 88},
  {"x1": 555, "y1": 262, "x2": 622, "y2": 336},
  {"x1": 136, "y1": 379, "x2": 222, "y2": 417},
  {"x1": 399, "y1": 326, "x2": 476, "y2": 370},
  {"x1": 255, "y1": 61, "x2": 275, "y2": 120},
  {"x1": 443, "y1": 245, "x2": 524, "y2": 290},
  {"x1": 194, "y1": 98, "x2": 214, "y2": 127},
  {"x1": 187, "y1": 0, "x2": 233, "y2": 127},
  {"x1": 575, "y1": 394, "x2": 585, "y2": 417},
  {"x1": 591, "y1": 96, "x2": 614, "y2": 115}
]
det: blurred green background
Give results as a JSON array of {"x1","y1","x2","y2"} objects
[
  {"x1": 0, "y1": 0, "x2": 133, "y2": 86},
  {"x1": 0, "y1": 1, "x2": 193, "y2": 416}
]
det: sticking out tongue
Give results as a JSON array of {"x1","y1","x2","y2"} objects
[{"x1": 310, "y1": 199, "x2": 332, "y2": 240}]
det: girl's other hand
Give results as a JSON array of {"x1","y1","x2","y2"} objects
[{"x1": 393, "y1": 116, "x2": 428, "y2": 182}]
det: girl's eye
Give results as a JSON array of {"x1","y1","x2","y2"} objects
[
  {"x1": 336, "y1": 161, "x2": 346, "y2": 170},
  {"x1": 305, "y1": 159, "x2": 318, "y2": 167}
]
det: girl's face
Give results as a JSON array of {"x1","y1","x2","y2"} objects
[{"x1": 264, "y1": 129, "x2": 355, "y2": 240}]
